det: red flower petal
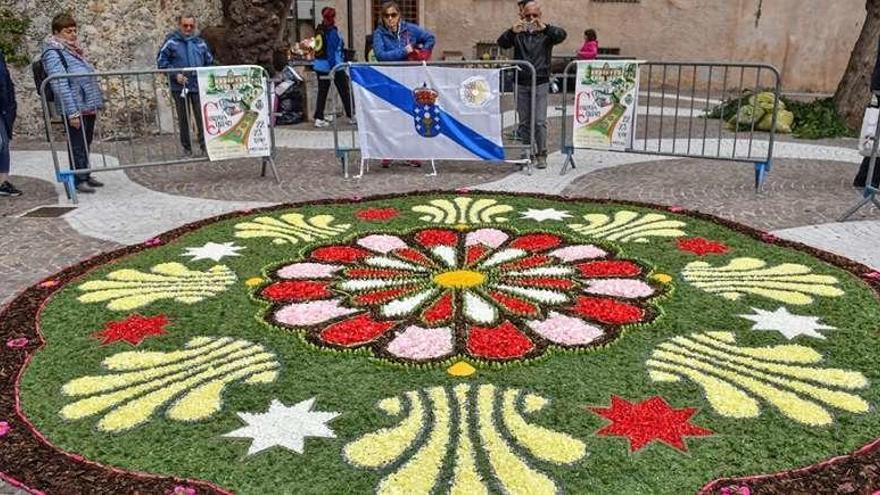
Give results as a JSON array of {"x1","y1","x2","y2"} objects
[
  {"x1": 394, "y1": 248, "x2": 437, "y2": 267},
  {"x1": 497, "y1": 255, "x2": 551, "y2": 271},
  {"x1": 262, "y1": 281, "x2": 332, "y2": 301},
  {"x1": 568, "y1": 296, "x2": 645, "y2": 325},
  {"x1": 577, "y1": 261, "x2": 642, "y2": 278},
  {"x1": 423, "y1": 292, "x2": 454, "y2": 325},
  {"x1": 467, "y1": 320, "x2": 535, "y2": 360},
  {"x1": 465, "y1": 244, "x2": 490, "y2": 266},
  {"x1": 320, "y1": 314, "x2": 397, "y2": 346},
  {"x1": 509, "y1": 234, "x2": 562, "y2": 252},
  {"x1": 414, "y1": 229, "x2": 459, "y2": 248},
  {"x1": 311, "y1": 246, "x2": 371, "y2": 264},
  {"x1": 356, "y1": 207, "x2": 400, "y2": 221},
  {"x1": 503, "y1": 276, "x2": 576, "y2": 290},
  {"x1": 353, "y1": 286, "x2": 420, "y2": 305},
  {"x1": 676, "y1": 237, "x2": 730, "y2": 256},
  {"x1": 487, "y1": 291, "x2": 540, "y2": 317},
  {"x1": 91, "y1": 314, "x2": 169, "y2": 346},
  {"x1": 346, "y1": 268, "x2": 415, "y2": 279}
]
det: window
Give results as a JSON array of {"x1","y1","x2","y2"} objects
[{"x1": 372, "y1": 0, "x2": 418, "y2": 27}]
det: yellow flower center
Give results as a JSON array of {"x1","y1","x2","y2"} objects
[
  {"x1": 453, "y1": 223, "x2": 470, "y2": 231},
  {"x1": 433, "y1": 270, "x2": 486, "y2": 289}
]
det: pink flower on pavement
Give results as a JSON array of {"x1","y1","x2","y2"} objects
[
  {"x1": 170, "y1": 486, "x2": 196, "y2": 495},
  {"x1": 0, "y1": 421, "x2": 10, "y2": 437},
  {"x1": 144, "y1": 237, "x2": 163, "y2": 247},
  {"x1": 668, "y1": 206, "x2": 686, "y2": 213}
]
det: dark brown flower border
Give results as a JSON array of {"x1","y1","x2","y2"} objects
[{"x1": 0, "y1": 190, "x2": 877, "y2": 495}]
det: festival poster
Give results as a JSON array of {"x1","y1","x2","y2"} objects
[
  {"x1": 572, "y1": 61, "x2": 640, "y2": 151},
  {"x1": 197, "y1": 66, "x2": 272, "y2": 161}
]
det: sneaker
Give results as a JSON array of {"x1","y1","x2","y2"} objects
[
  {"x1": 314, "y1": 119, "x2": 331, "y2": 128},
  {"x1": 0, "y1": 181, "x2": 22, "y2": 197},
  {"x1": 348, "y1": 116, "x2": 357, "y2": 126},
  {"x1": 86, "y1": 177, "x2": 104, "y2": 187},
  {"x1": 535, "y1": 154, "x2": 548, "y2": 170},
  {"x1": 325, "y1": 114, "x2": 335, "y2": 122},
  {"x1": 75, "y1": 182, "x2": 96, "y2": 194}
]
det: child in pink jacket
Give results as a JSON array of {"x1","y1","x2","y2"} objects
[{"x1": 577, "y1": 29, "x2": 598, "y2": 60}]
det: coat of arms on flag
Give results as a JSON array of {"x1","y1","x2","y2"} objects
[
  {"x1": 350, "y1": 65, "x2": 504, "y2": 161},
  {"x1": 413, "y1": 84, "x2": 441, "y2": 138}
]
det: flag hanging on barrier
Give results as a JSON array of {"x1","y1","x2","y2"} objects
[
  {"x1": 573, "y1": 61, "x2": 640, "y2": 151},
  {"x1": 350, "y1": 65, "x2": 504, "y2": 161},
  {"x1": 197, "y1": 66, "x2": 272, "y2": 161}
]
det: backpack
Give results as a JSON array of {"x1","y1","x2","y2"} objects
[{"x1": 31, "y1": 49, "x2": 67, "y2": 102}]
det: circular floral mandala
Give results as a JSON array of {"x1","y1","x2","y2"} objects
[
  {"x1": 261, "y1": 228, "x2": 658, "y2": 362},
  {"x1": 1, "y1": 192, "x2": 880, "y2": 495}
]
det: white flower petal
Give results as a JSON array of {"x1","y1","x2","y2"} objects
[
  {"x1": 480, "y1": 248, "x2": 527, "y2": 268},
  {"x1": 364, "y1": 256, "x2": 429, "y2": 272},
  {"x1": 357, "y1": 235, "x2": 408, "y2": 254},
  {"x1": 527, "y1": 311, "x2": 604, "y2": 345},
  {"x1": 463, "y1": 291, "x2": 498, "y2": 324},
  {"x1": 381, "y1": 289, "x2": 439, "y2": 318},
  {"x1": 491, "y1": 284, "x2": 570, "y2": 304},
  {"x1": 584, "y1": 279, "x2": 655, "y2": 298},
  {"x1": 549, "y1": 245, "x2": 607, "y2": 262},
  {"x1": 340, "y1": 278, "x2": 425, "y2": 291},
  {"x1": 465, "y1": 229, "x2": 509, "y2": 248},
  {"x1": 386, "y1": 326, "x2": 454, "y2": 360},
  {"x1": 278, "y1": 262, "x2": 342, "y2": 279},
  {"x1": 505, "y1": 266, "x2": 575, "y2": 277},
  {"x1": 431, "y1": 245, "x2": 458, "y2": 268},
  {"x1": 275, "y1": 299, "x2": 358, "y2": 326}
]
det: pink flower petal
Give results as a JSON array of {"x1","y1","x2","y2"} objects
[
  {"x1": 386, "y1": 326, "x2": 454, "y2": 360},
  {"x1": 549, "y1": 245, "x2": 607, "y2": 262},
  {"x1": 277, "y1": 262, "x2": 342, "y2": 279},
  {"x1": 0, "y1": 421, "x2": 10, "y2": 437},
  {"x1": 584, "y1": 279, "x2": 655, "y2": 298},
  {"x1": 527, "y1": 312, "x2": 604, "y2": 345},
  {"x1": 465, "y1": 229, "x2": 509, "y2": 248},
  {"x1": 5, "y1": 338, "x2": 28, "y2": 349},
  {"x1": 144, "y1": 237, "x2": 163, "y2": 247},
  {"x1": 357, "y1": 234, "x2": 408, "y2": 254},
  {"x1": 275, "y1": 299, "x2": 359, "y2": 326}
]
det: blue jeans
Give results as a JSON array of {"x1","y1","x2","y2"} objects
[{"x1": 0, "y1": 119, "x2": 9, "y2": 175}]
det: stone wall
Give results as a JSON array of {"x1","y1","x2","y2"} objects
[{"x1": 9, "y1": 0, "x2": 221, "y2": 137}]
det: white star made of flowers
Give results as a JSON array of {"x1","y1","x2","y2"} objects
[
  {"x1": 222, "y1": 398, "x2": 340, "y2": 455},
  {"x1": 182, "y1": 242, "x2": 245, "y2": 262},
  {"x1": 739, "y1": 307, "x2": 836, "y2": 340},
  {"x1": 519, "y1": 208, "x2": 573, "y2": 222}
]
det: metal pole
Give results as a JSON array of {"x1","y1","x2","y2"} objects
[{"x1": 347, "y1": 0, "x2": 354, "y2": 59}]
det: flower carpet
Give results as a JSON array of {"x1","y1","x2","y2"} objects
[{"x1": 1, "y1": 192, "x2": 879, "y2": 495}]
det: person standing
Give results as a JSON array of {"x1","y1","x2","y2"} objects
[
  {"x1": 498, "y1": 1, "x2": 566, "y2": 169},
  {"x1": 42, "y1": 13, "x2": 105, "y2": 194},
  {"x1": 372, "y1": 1, "x2": 435, "y2": 62},
  {"x1": 0, "y1": 49, "x2": 21, "y2": 197},
  {"x1": 577, "y1": 29, "x2": 599, "y2": 60},
  {"x1": 157, "y1": 14, "x2": 214, "y2": 156},
  {"x1": 312, "y1": 7, "x2": 355, "y2": 128}
]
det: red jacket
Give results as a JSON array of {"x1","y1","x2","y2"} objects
[{"x1": 577, "y1": 40, "x2": 598, "y2": 60}]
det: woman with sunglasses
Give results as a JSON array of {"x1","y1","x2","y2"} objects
[
  {"x1": 372, "y1": 1, "x2": 435, "y2": 168},
  {"x1": 372, "y1": 1, "x2": 435, "y2": 63}
]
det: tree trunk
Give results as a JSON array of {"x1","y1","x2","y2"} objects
[
  {"x1": 212, "y1": 0, "x2": 294, "y2": 71},
  {"x1": 834, "y1": 0, "x2": 880, "y2": 130}
]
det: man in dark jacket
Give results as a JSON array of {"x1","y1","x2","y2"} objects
[
  {"x1": 498, "y1": 1, "x2": 566, "y2": 169},
  {"x1": 157, "y1": 14, "x2": 215, "y2": 155},
  {"x1": 0, "y1": 49, "x2": 21, "y2": 196}
]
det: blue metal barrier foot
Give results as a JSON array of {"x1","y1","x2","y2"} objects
[
  {"x1": 57, "y1": 171, "x2": 77, "y2": 204},
  {"x1": 754, "y1": 162, "x2": 768, "y2": 193},
  {"x1": 560, "y1": 147, "x2": 576, "y2": 176}
]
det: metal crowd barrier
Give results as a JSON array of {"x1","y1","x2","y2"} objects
[
  {"x1": 39, "y1": 65, "x2": 280, "y2": 203},
  {"x1": 326, "y1": 60, "x2": 537, "y2": 178},
  {"x1": 558, "y1": 61, "x2": 782, "y2": 192}
]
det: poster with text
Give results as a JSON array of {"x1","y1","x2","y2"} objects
[
  {"x1": 197, "y1": 66, "x2": 271, "y2": 161},
  {"x1": 572, "y1": 61, "x2": 640, "y2": 151}
]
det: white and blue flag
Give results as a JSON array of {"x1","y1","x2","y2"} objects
[{"x1": 350, "y1": 65, "x2": 504, "y2": 161}]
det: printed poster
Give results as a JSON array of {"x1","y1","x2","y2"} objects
[
  {"x1": 197, "y1": 66, "x2": 271, "y2": 161},
  {"x1": 573, "y1": 61, "x2": 640, "y2": 151}
]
